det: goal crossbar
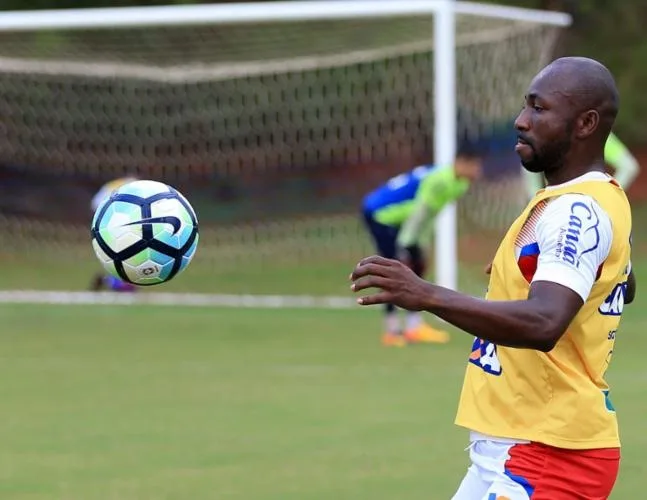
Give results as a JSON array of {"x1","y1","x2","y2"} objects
[
  {"x1": 0, "y1": 22, "x2": 541, "y2": 83},
  {"x1": 0, "y1": 0, "x2": 572, "y2": 292},
  {"x1": 0, "y1": 1, "x2": 572, "y2": 32}
]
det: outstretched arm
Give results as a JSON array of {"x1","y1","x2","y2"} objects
[
  {"x1": 605, "y1": 132, "x2": 639, "y2": 190},
  {"x1": 351, "y1": 194, "x2": 614, "y2": 352},
  {"x1": 430, "y1": 280, "x2": 581, "y2": 351},
  {"x1": 351, "y1": 257, "x2": 581, "y2": 352}
]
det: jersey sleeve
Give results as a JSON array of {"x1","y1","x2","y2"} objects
[{"x1": 531, "y1": 194, "x2": 613, "y2": 301}]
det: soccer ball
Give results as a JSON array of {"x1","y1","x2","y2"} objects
[{"x1": 91, "y1": 180, "x2": 199, "y2": 286}]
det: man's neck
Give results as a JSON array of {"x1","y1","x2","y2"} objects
[{"x1": 544, "y1": 160, "x2": 606, "y2": 187}]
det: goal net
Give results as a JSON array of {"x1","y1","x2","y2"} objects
[{"x1": 0, "y1": 2, "x2": 568, "y2": 296}]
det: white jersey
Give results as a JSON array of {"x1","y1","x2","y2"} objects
[{"x1": 515, "y1": 171, "x2": 614, "y2": 302}]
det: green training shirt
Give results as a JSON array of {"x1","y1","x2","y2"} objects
[{"x1": 369, "y1": 164, "x2": 470, "y2": 248}]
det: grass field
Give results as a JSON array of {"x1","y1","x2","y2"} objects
[
  {"x1": 1, "y1": 296, "x2": 646, "y2": 499},
  {"x1": 2, "y1": 202, "x2": 647, "y2": 499}
]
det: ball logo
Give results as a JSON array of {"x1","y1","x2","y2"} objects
[
  {"x1": 555, "y1": 201, "x2": 600, "y2": 268},
  {"x1": 124, "y1": 216, "x2": 182, "y2": 235},
  {"x1": 142, "y1": 266, "x2": 159, "y2": 276}
]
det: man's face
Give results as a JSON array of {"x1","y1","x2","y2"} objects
[{"x1": 513, "y1": 72, "x2": 574, "y2": 174}]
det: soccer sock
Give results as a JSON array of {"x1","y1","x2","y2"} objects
[
  {"x1": 406, "y1": 312, "x2": 423, "y2": 331},
  {"x1": 385, "y1": 311, "x2": 401, "y2": 335}
]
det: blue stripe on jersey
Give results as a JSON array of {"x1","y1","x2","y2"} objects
[
  {"x1": 363, "y1": 165, "x2": 436, "y2": 214},
  {"x1": 519, "y1": 242, "x2": 540, "y2": 257}
]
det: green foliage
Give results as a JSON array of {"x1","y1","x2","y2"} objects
[
  {"x1": 489, "y1": 0, "x2": 647, "y2": 145},
  {"x1": 566, "y1": 3, "x2": 647, "y2": 145}
]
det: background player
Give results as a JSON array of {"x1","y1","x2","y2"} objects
[
  {"x1": 523, "y1": 130, "x2": 640, "y2": 196},
  {"x1": 351, "y1": 56, "x2": 635, "y2": 498},
  {"x1": 361, "y1": 143, "x2": 483, "y2": 347},
  {"x1": 89, "y1": 176, "x2": 138, "y2": 292}
]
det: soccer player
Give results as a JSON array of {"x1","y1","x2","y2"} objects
[
  {"x1": 350, "y1": 56, "x2": 636, "y2": 498},
  {"x1": 523, "y1": 130, "x2": 640, "y2": 196},
  {"x1": 89, "y1": 176, "x2": 138, "y2": 292},
  {"x1": 361, "y1": 144, "x2": 483, "y2": 347}
]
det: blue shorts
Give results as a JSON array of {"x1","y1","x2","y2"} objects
[
  {"x1": 104, "y1": 275, "x2": 136, "y2": 292},
  {"x1": 362, "y1": 210, "x2": 399, "y2": 259}
]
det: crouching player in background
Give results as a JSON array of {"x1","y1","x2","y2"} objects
[
  {"x1": 361, "y1": 143, "x2": 483, "y2": 346},
  {"x1": 89, "y1": 176, "x2": 138, "y2": 292}
]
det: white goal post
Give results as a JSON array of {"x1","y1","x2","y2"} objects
[{"x1": 0, "y1": 1, "x2": 571, "y2": 292}]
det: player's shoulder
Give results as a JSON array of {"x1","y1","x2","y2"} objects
[
  {"x1": 538, "y1": 193, "x2": 612, "y2": 242},
  {"x1": 545, "y1": 192, "x2": 599, "y2": 210},
  {"x1": 544, "y1": 192, "x2": 611, "y2": 224}
]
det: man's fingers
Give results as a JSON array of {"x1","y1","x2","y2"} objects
[
  {"x1": 358, "y1": 255, "x2": 395, "y2": 267},
  {"x1": 350, "y1": 261, "x2": 393, "y2": 281},
  {"x1": 350, "y1": 275, "x2": 391, "y2": 293},
  {"x1": 349, "y1": 256, "x2": 403, "y2": 307},
  {"x1": 350, "y1": 255, "x2": 398, "y2": 279},
  {"x1": 356, "y1": 291, "x2": 392, "y2": 306}
]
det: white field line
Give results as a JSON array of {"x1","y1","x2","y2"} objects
[{"x1": 0, "y1": 290, "x2": 358, "y2": 309}]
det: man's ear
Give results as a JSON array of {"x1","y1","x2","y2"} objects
[{"x1": 575, "y1": 109, "x2": 599, "y2": 139}]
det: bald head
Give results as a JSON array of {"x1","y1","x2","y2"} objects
[
  {"x1": 514, "y1": 57, "x2": 620, "y2": 182},
  {"x1": 537, "y1": 56, "x2": 619, "y2": 138}
]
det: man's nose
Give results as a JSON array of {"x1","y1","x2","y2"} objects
[{"x1": 514, "y1": 108, "x2": 530, "y2": 131}]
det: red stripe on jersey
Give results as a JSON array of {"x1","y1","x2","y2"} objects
[
  {"x1": 515, "y1": 199, "x2": 548, "y2": 249},
  {"x1": 518, "y1": 255, "x2": 538, "y2": 283}
]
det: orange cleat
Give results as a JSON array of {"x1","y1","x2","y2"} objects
[
  {"x1": 404, "y1": 323, "x2": 450, "y2": 344},
  {"x1": 381, "y1": 332, "x2": 407, "y2": 347}
]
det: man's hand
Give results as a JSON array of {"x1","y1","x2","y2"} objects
[
  {"x1": 485, "y1": 261, "x2": 493, "y2": 275},
  {"x1": 350, "y1": 255, "x2": 434, "y2": 311},
  {"x1": 396, "y1": 245, "x2": 427, "y2": 277},
  {"x1": 349, "y1": 256, "x2": 584, "y2": 351},
  {"x1": 396, "y1": 246, "x2": 414, "y2": 270}
]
